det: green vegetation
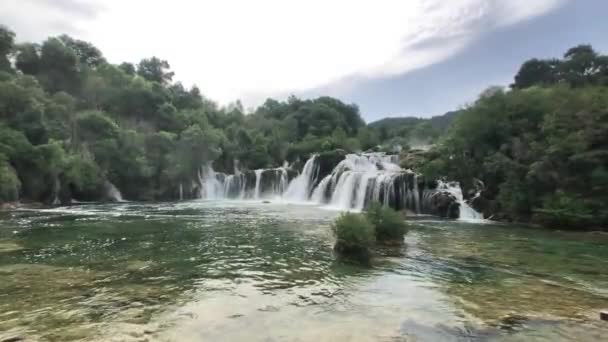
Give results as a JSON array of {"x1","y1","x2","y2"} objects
[
  {"x1": 419, "y1": 45, "x2": 608, "y2": 230},
  {"x1": 1, "y1": 22, "x2": 605, "y2": 231},
  {"x1": 332, "y1": 212, "x2": 376, "y2": 258},
  {"x1": 0, "y1": 25, "x2": 378, "y2": 204},
  {"x1": 332, "y1": 204, "x2": 407, "y2": 260},
  {"x1": 365, "y1": 202, "x2": 407, "y2": 244},
  {"x1": 367, "y1": 111, "x2": 458, "y2": 151}
]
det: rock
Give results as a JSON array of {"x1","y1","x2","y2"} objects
[
  {"x1": 0, "y1": 202, "x2": 18, "y2": 210},
  {"x1": 1, "y1": 337, "x2": 24, "y2": 342},
  {"x1": 0, "y1": 241, "x2": 24, "y2": 253},
  {"x1": 428, "y1": 191, "x2": 460, "y2": 219},
  {"x1": 498, "y1": 313, "x2": 528, "y2": 330},
  {"x1": 125, "y1": 260, "x2": 155, "y2": 272},
  {"x1": 601, "y1": 310, "x2": 608, "y2": 321},
  {"x1": 262, "y1": 200, "x2": 271, "y2": 204},
  {"x1": 258, "y1": 305, "x2": 280, "y2": 312},
  {"x1": 317, "y1": 150, "x2": 347, "y2": 181}
]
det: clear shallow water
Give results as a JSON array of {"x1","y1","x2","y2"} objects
[{"x1": 0, "y1": 201, "x2": 607, "y2": 341}]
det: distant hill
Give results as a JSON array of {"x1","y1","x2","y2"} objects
[
  {"x1": 368, "y1": 110, "x2": 461, "y2": 133},
  {"x1": 367, "y1": 116, "x2": 423, "y2": 129},
  {"x1": 428, "y1": 110, "x2": 461, "y2": 132}
]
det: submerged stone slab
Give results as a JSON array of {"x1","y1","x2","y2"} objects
[{"x1": 0, "y1": 241, "x2": 23, "y2": 253}]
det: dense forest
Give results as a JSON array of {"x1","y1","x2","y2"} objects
[
  {"x1": 419, "y1": 45, "x2": 608, "y2": 229},
  {"x1": 0, "y1": 25, "x2": 445, "y2": 204},
  {"x1": 0, "y1": 24, "x2": 606, "y2": 229}
]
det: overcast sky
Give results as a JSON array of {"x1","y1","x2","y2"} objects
[{"x1": 2, "y1": 0, "x2": 607, "y2": 121}]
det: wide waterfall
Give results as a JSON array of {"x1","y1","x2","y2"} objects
[
  {"x1": 197, "y1": 165, "x2": 291, "y2": 200},
  {"x1": 311, "y1": 153, "x2": 418, "y2": 211},
  {"x1": 194, "y1": 152, "x2": 482, "y2": 219}
]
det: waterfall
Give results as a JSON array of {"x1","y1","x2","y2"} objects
[
  {"x1": 198, "y1": 165, "x2": 223, "y2": 200},
  {"x1": 314, "y1": 153, "x2": 415, "y2": 211},
  {"x1": 179, "y1": 183, "x2": 183, "y2": 201},
  {"x1": 193, "y1": 163, "x2": 294, "y2": 201},
  {"x1": 52, "y1": 177, "x2": 61, "y2": 205},
  {"x1": 283, "y1": 154, "x2": 319, "y2": 202},
  {"x1": 185, "y1": 153, "x2": 483, "y2": 220},
  {"x1": 105, "y1": 181, "x2": 125, "y2": 202},
  {"x1": 435, "y1": 180, "x2": 483, "y2": 220},
  {"x1": 254, "y1": 169, "x2": 263, "y2": 199}
]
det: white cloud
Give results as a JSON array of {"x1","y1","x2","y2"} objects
[{"x1": 1, "y1": 0, "x2": 565, "y2": 104}]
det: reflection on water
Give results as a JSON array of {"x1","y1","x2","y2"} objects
[{"x1": 0, "y1": 201, "x2": 607, "y2": 341}]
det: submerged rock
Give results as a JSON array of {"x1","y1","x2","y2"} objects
[
  {"x1": 1, "y1": 337, "x2": 24, "y2": 342},
  {"x1": 498, "y1": 313, "x2": 529, "y2": 330},
  {"x1": 0, "y1": 241, "x2": 23, "y2": 253},
  {"x1": 125, "y1": 260, "x2": 156, "y2": 272}
]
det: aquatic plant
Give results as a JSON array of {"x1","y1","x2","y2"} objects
[
  {"x1": 365, "y1": 202, "x2": 407, "y2": 244},
  {"x1": 331, "y1": 212, "x2": 375, "y2": 259}
]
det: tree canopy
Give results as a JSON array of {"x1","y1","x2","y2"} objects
[{"x1": 0, "y1": 25, "x2": 371, "y2": 204}]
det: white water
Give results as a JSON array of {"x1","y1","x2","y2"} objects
[
  {"x1": 193, "y1": 153, "x2": 482, "y2": 220},
  {"x1": 105, "y1": 181, "x2": 125, "y2": 202},
  {"x1": 198, "y1": 165, "x2": 223, "y2": 200},
  {"x1": 253, "y1": 169, "x2": 263, "y2": 199},
  {"x1": 52, "y1": 178, "x2": 61, "y2": 205},
  {"x1": 313, "y1": 153, "x2": 411, "y2": 211},
  {"x1": 435, "y1": 180, "x2": 483, "y2": 221},
  {"x1": 283, "y1": 155, "x2": 319, "y2": 202}
]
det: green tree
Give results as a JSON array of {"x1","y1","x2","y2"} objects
[
  {"x1": 137, "y1": 57, "x2": 174, "y2": 85},
  {"x1": 0, "y1": 25, "x2": 15, "y2": 72}
]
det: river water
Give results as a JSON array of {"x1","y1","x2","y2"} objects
[{"x1": 0, "y1": 201, "x2": 607, "y2": 341}]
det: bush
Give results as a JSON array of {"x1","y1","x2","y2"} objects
[
  {"x1": 332, "y1": 212, "x2": 375, "y2": 258},
  {"x1": 0, "y1": 154, "x2": 20, "y2": 202},
  {"x1": 533, "y1": 190, "x2": 595, "y2": 229},
  {"x1": 366, "y1": 202, "x2": 407, "y2": 244}
]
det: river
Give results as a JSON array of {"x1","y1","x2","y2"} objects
[{"x1": 1, "y1": 201, "x2": 607, "y2": 341}]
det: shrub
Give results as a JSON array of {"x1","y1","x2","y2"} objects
[
  {"x1": 533, "y1": 190, "x2": 595, "y2": 229},
  {"x1": 332, "y1": 212, "x2": 375, "y2": 258},
  {"x1": 366, "y1": 202, "x2": 407, "y2": 244},
  {"x1": 0, "y1": 154, "x2": 20, "y2": 202}
]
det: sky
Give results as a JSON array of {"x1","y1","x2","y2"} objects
[{"x1": 1, "y1": 0, "x2": 608, "y2": 121}]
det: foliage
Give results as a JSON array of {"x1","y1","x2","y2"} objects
[
  {"x1": 2, "y1": 20, "x2": 606, "y2": 232},
  {"x1": 365, "y1": 202, "x2": 407, "y2": 243},
  {"x1": 366, "y1": 111, "x2": 456, "y2": 151},
  {"x1": 0, "y1": 24, "x2": 372, "y2": 203},
  {"x1": 0, "y1": 153, "x2": 20, "y2": 202},
  {"x1": 419, "y1": 45, "x2": 608, "y2": 229},
  {"x1": 331, "y1": 212, "x2": 375, "y2": 255},
  {"x1": 512, "y1": 45, "x2": 608, "y2": 89},
  {"x1": 533, "y1": 191, "x2": 595, "y2": 229}
]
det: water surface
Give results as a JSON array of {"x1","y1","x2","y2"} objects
[{"x1": 1, "y1": 201, "x2": 607, "y2": 341}]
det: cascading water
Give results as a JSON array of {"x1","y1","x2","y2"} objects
[
  {"x1": 198, "y1": 165, "x2": 223, "y2": 200},
  {"x1": 435, "y1": 180, "x2": 483, "y2": 220},
  {"x1": 104, "y1": 181, "x2": 125, "y2": 202},
  {"x1": 52, "y1": 177, "x2": 61, "y2": 205},
  {"x1": 197, "y1": 164, "x2": 292, "y2": 200},
  {"x1": 283, "y1": 155, "x2": 319, "y2": 202},
  {"x1": 192, "y1": 152, "x2": 483, "y2": 220},
  {"x1": 254, "y1": 169, "x2": 263, "y2": 199},
  {"x1": 311, "y1": 153, "x2": 417, "y2": 211}
]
